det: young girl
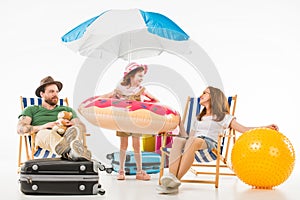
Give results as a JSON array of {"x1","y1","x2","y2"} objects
[
  {"x1": 157, "y1": 86, "x2": 278, "y2": 193},
  {"x1": 99, "y1": 62, "x2": 159, "y2": 181}
]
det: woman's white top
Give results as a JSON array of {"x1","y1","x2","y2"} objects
[{"x1": 192, "y1": 114, "x2": 236, "y2": 142}]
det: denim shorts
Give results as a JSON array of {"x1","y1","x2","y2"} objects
[{"x1": 197, "y1": 136, "x2": 217, "y2": 150}]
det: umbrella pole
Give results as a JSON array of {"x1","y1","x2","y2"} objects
[{"x1": 128, "y1": 33, "x2": 132, "y2": 63}]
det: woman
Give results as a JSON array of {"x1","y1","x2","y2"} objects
[{"x1": 157, "y1": 86, "x2": 278, "y2": 194}]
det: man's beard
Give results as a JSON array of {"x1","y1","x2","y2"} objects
[{"x1": 45, "y1": 97, "x2": 58, "y2": 106}]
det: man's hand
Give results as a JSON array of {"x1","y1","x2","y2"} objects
[{"x1": 39, "y1": 122, "x2": 57, "y2": 130}]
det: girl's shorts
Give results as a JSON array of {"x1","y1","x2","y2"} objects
[{"x1": 116, "y1": 131, "x2": 142, "y2": 137}]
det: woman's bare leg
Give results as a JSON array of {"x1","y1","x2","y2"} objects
[{"x1": 176, "y1": 137, "x2": 207, "y2": 179}]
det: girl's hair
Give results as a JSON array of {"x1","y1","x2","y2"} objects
[
  {"x1": 120, "y1": 67, "x2": 145, "y2": 86},
  {"x1": 197, "y1": 86, "x2": 230, "y2": 122}
]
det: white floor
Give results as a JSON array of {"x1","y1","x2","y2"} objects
[{"x1": 4, "y1": 156, "x2": 300, "y2": 200}]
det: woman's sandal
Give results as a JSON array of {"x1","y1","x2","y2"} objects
[
  {"x1": 117, "y1": 170, "x2": 125, "y2": 180},
  {"x1": 136, "y1": 170, "x2": 151, "y2": 181}
]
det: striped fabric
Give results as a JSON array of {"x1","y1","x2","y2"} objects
[
  {"x1": 33, "y1": 148, "x2": 57, "y2": 158},
  {"x1": 195, "y1": 148, "x2": 217, "y2": 163},
  {"x1": 22, "y1": 97, "x2": 66, "y2": 159}
]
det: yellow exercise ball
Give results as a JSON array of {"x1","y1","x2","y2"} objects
[{"x1": 231, "y1": 128, "x2": 295, "y2": 189}]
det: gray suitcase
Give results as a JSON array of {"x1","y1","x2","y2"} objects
[{"x1": 19, "y1": 158, "x2": 105, "y2": 195}]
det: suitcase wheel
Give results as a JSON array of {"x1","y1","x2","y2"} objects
[
  {"x1": 99, "y1": 163, "x2": 106, "y2": 171},
  {"x1": 97, "y1": 185, "x2": 105, "y2": 195},
  {"x1": 124, "y1": 168, "x2": 130, "y2": 175},
  {"x1": 98, "y1": 188, "x2": 105, "y2": 195},
  {"x1": 106, "y1": 167, "x2": 113, "y2": 174},
  {"x1": 106, "y1": 153, "x2": 113, "y2": 160}
]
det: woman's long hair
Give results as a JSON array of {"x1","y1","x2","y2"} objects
[
  {"x1": 120, "y1": 67, "x2": 145, "y2": 86},
  {"x1": 197, "y1": 86, "x2": 230, "y2": 122}
]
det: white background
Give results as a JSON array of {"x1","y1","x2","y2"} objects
[{"x1": 1, "y1": 0, "x2": 299, "y2": 182}]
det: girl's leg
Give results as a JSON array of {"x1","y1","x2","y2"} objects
[
  {"x1": 132, "y1": 136, "x2": 150, "y2": 180},
  {"x1": 132, "y1": 136, "x2": 142, "y2": 172},
  {"x1": 168, "y1": 137, "x2": 187, "y2": 176},
  {"x1": 118, "y1": 136, "x2": 128, "y2": 180},
  {"x1": 176, "y1": 137, "x2": 207, "y2": 180}
]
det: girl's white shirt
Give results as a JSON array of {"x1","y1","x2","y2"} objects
[{"x1": 116, "y1": 82, "x2": 145, "y2": 96}]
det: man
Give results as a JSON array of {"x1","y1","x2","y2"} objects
[{"x1": 17, "y1": 76, "x2": 91, "y2": 160}]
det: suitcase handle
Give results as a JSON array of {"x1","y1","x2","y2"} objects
[{"x1": 24, "y1": 177, "x2": 32, "y2": 184}]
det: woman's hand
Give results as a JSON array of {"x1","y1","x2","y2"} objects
[{"x1": 265, "y1": 124, "x2": 279, "y2": 131}]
